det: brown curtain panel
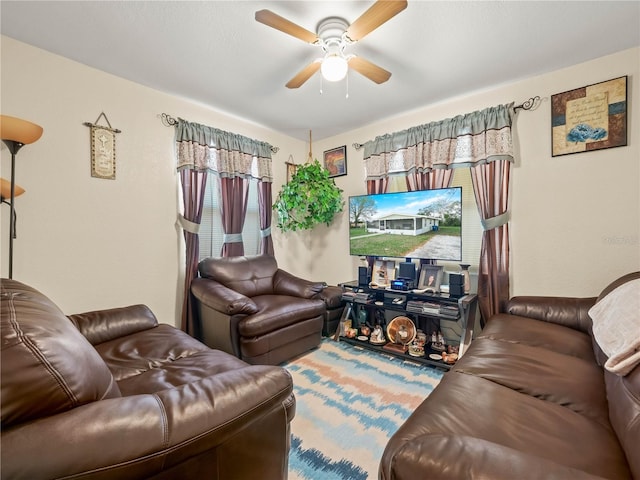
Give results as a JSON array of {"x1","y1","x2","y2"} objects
[
  {"x1": 258, "y1": 180, "x2": 274, "y2": 255},
  {"x1": 219, "y1": 176, "x2": 249, "y2": 257},
  {"x1": 406, "y1": 169, "x2": 454, "y2": 191},
  {"x1": 179, "y1": 168, "x2": 207, "y2": 336},
  {"x1": 366, "y1": 178, "x2": 389, "y2": 194},
  {"x1": 471, "y1": 159, "x2": 511, "y2": 324}
]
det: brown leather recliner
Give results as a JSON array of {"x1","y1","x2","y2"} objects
[
  {"x1": 1, "y1": 278, "x2": 295, "y2": 480},
  {"x1": 191, "y1": 255, "x2": 326, "y2": 365}
]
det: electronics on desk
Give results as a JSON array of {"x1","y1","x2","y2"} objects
[
  {"x1": 398, "y1": 262, "x2": 417, "y2": 282},
  {"x1": 384, "y1": 292, "x2": 407, "y2": 308},
  {"x1": 449, "y1": 273, "x2": 465, "y2": 297},
  {"x1": 390, "y1": 278, "x2": 415, "y2": 291},
  {"x1": 358, "y1": 266, "x2": 371, "y2": 286}
]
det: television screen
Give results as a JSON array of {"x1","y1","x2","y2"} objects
[{"x1": 348, "y1": 187, "x2": 462, "y2": 261}]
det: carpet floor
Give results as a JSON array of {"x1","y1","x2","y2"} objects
[{"x1": 282, "y1": 339, "x2": 444, "y2": 479}]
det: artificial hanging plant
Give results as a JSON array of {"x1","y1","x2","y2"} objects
[{"x1": 273, "y1": 160, "x2": 344, "y2": 232}]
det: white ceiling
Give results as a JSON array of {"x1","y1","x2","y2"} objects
[{"x1": 2, "y1": 1, "x2": 639, "y2": 141}]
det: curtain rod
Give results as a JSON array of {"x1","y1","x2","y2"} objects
[
  {"x1": 352, "y1": 96, "x2": 540, "y2": 150},
  {"x1": 160, "y1": 113, "x2": 279, "y2": 154}
]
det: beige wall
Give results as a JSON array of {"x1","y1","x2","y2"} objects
[
  {"x1": 2, "y1": 36, "x2": 638, "y2": 328},
  {"x1": 0, "y1": 36, "x2": 305, "y2": 324}
]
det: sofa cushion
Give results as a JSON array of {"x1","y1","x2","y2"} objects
[
  {"x1": 94, "y1": 324, "x2": 250, "y2": 395},
  {"x1": 240, "y1": 295, "x2": 326, "y2": 337},
  {"x1": 453, "y1": 338, "x2": 611, "y2": 428},
  {"x1": 477, "y1": 313, "x2": 595, "y2": 362},
  {"x1": 199, "y1": 255, "x2": 278, "y2": 297},
  {"x1": 1, "y1": 279, "x2": 120, "y2": 428}
]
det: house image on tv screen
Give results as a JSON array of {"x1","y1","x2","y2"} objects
[
  {"x1": 348, "y1": 187, "x2": 462, "y2": 261},
  {"x1": 365, "y1": 213, "x2": 440, "y2": 235}
]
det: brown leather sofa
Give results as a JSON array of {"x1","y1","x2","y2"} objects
[
  {"x1": 381, "y1": 272, "x2": 640, "y2": 480},
  {"x1": 191, "y1": 255, "x2": 326, "y2": 365},
  {"x1": 1, "y1": 279, "x2": 295, "y2": 480}
]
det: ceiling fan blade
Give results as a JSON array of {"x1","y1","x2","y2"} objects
[
  {"x1": 346, "y1": 0, "x2": 408, "y2": 42},
  {"x1": 255, "y1": 10, "x2": 319, "y2": 44},
  {"x1": 348, "y1": 56, "x2": 392, "y2": 84},
  {"x1": 286, "y1": 61, "x2": 322, "y2": 89}
]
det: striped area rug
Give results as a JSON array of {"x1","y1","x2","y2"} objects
[{"x1": 282, "y1": 339, "x2": 444, "y2": 479}]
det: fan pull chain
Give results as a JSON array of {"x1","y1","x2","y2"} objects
[
  {"x1": 345, "y1": 71, "x2": 349, "y2": 99},
  {"x1": 319, "y1": 74, "x2": 323, "y2": 95}
]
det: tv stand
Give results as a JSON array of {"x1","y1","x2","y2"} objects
[{"x1": 334, "y1": 281, "x2": 478, "y2": 370}]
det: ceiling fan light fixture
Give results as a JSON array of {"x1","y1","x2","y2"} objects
[{"x1": 321, "y1": 54, "x2": 348, "y2": 82}]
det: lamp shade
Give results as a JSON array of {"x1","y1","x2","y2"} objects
[
  {"x1": 0, "y1": 115, "x2": 43, "y2": 144},
  {"x1": 0, "y1": 178, "x2": 25, "y2": 200}
]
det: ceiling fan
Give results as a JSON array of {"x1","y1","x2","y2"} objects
[{"x1": 255, "y1": 0, "x2": 408, "y2": 89}]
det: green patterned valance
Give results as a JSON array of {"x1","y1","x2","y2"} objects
[
  {"x1": 363, "y1": 103, "x2": 515, "y2": 181},
  {"x1": 176, "y1": 118, "x2": 273, "y2": 182}
]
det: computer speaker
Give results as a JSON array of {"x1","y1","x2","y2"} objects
[
  {"x1": 398, "y1": 262, "x2": 416, "y2": 281},
  {"x1": 358, "y1": 266, "x2": 371, "y2": 286}
]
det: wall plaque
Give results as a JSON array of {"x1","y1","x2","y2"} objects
[
  {"x1": 551, "y1": 76, "x2": 627, "y2": 157},
  {"x1": 83, "y1": 112, "x2": 122, "y2": 179}
]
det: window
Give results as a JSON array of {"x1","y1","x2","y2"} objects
[{"x1": 198, "y1": 176, "x2": 260, "y2": 260}]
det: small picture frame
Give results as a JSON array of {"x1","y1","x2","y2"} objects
[
  {"x1": 418, "y1": 265, "x2": 444, "y2": 293},
  {"x1": 323, "y1": 145, "x2": 347, "y2": 178},
  {"x1": 372, "y1": 259, "x2": 396, "y2": 287}
]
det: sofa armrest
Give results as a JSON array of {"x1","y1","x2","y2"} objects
[
  {"x1": 191, "y1": 277, "x2": 259, "y2": 315},
  {"x1": 1, "y1": 365, "x2": 293, "y2": 479},
  {"x1": 273, "y1": 269, "x2": 326, "y2": 299},
  {"x1": 506, "y1": 296, "x2": 597, "y2": 333},
  {"x1": 381, "y1": 434, "x2": 608, "y2": 480},
  {"x1": 68, "y1": 304, "x2": 159, "y2": 345}
]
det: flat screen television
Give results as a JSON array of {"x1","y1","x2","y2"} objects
[{"x1": 348, "y1": 187, "x2": 462, "y2": 261}]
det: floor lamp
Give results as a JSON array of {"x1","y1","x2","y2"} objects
[{"x1": 0, "y1": 115, "x2": 43, "y2": 279}]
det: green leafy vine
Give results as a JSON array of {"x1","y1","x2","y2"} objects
[{"x1": 273, "y1": 160, "x2": 344, "y2": 232}]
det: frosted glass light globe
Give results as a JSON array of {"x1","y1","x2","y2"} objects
[{"x1": 321, "y1": 54, "x2": 348, "y2": 82}]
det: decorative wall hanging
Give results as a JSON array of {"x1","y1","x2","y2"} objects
[
  {"x1": 551, "y1": 76, "x2": 627, "y2": 157},
  {"x1": 323, "y1": 145, "x2": 347, "y2": 178},
  {"x1": 285, "y1": 155, "x2": 298, "y2": 183},
  {"x1": 83, "y1": 112, "x2": 121, "y2": 179}
]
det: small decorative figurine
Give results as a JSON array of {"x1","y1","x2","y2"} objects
[
  {"x1": 370, "y1": 325, "x2": 385, "y2": 344},
  {"x1": 397, "y1": 324, "x2": 409, "y2": 343}
]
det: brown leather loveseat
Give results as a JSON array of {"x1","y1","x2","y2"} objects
[
  {"x1": 381, "y1": 272, "x2": 639, "y2": 479},
  {"x1": 191, "y1": 255, "x2": 326, "y2": 365},
  {"x1": 1, "y1": 278, "x2": 295, "y2": 480}
]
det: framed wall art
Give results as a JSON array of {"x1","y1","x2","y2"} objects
[
  {"x1": 551, "y1": 76, "x2": 627, "y2": 157},
  {"x1": 323, "y1": 145, "x2": 347, "y2": 178}
]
